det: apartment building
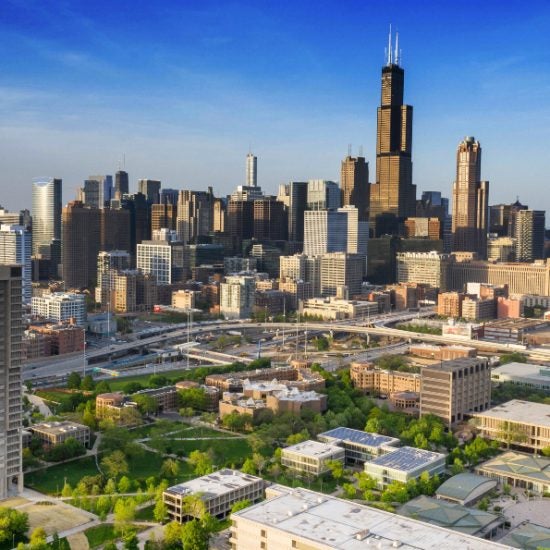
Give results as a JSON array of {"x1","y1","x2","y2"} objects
[{"x1": 31, "y1": 292, "x2": 87, "y2": 326}]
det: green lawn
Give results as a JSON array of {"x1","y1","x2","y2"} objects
[
  {"x1": 107, "y1": 370, "x2": 191, "y2": 392},
  {"x1": 149, "y1": 438, "x2": 252, "y2": 466},
  {"x1": 135, "y1": 505, "x2": 155, "y2": 521},
  {"x1": 85, "y1": 524, "x2": 116, "y2": 549},
  {"x1": 35, "y1": 390, "x2": 70, "y2": 404},
  {"x1": 25, "y1": 456, "x2": 100, "y2": 495},
  {"x1": 128, "y1": 420, "x2": 190, "y2": 439},
  {"x1": 178, "y1": 427, "x2": 238, "y2": 438}
]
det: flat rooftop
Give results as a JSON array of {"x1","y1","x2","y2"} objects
[
  {"x1": 165, "y1": 469, "x2": 262, "y2": 499},
  {"x1": 232, "y1": 486, "x2": 511, "y2": 549},
  {"x1": 491, "y1": 362, "x2": 550, "y2": 382},
  {"x1": 366, "y1": 446, "x2": 446, "y2": 472},
  {"x1": 318, "y1": 427, "x2": 400, "y2": 449},
  {"x1": 474, "y1": 399, "x2": 550, "y2": 427},
  {"x1": 274, "y1": 388, "x2": 323, "y2": 402},
  {"x1": 423, "y1": 357, "x2": 486, "y2": 372},
  {"x1": 31, "y1": 421, "x2": 88, "y2": 435},
  {"x1": 283, "y1": 440, "x2": 343, "y2": 459}
]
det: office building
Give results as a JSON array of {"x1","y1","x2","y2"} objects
[
  {"x1": 246, "y1": 152, "x2": 257, "y2": 187},
  {"x1": 30, "y1": 421, "x2": 90, "y2": 450},
  {"x1": 176, "y1": 189, "x2": 214, "y2": 244},
  {"x1": 303, "y1": 210, "x2": 348, "y2": 256},
  {"x1": 307, "y1": 179, "x2": 340, "y2": 210},
  {"x1": 95, "y1": 250, "x2": 132, "y2": 307},
  {"x1": 473, "y1": 399, "x2": 550, "y2": 452},
  {"x1": 151, "y1": 202, "x2": 177, "y2": 232},
  {"x1": 483, "y1": 318, "x2": 548, "y2": 344},
  {"x1": 281, "y1": 440, "x2": 345, "y2": 476},
  {"x1": 320, "y1": 252, "x2": 363, "y2": 297},
  {"x1": 113, "y1": 270, "x2": 157, "y2": 313},
  {"x1": 226, "y1": 199, "x2": 254, "y2": 249},
  {"x1": 138, "y1": 179, "x2": 161, "y2": 203},
  {"x1": 253, "y1": 197, "x2": 287, "y2": 241},
  {"x1": 370, "y1": 31, "x2": 416, "y2": 236},
  {"x1": 420, "y1": 357, "x2": 491, "y2": 427},
  {"x1": 31, "y1": 292, "x2": 87, "y2": 326},
  {"x1": 224, "y1": 256, "x2": 257, "y2": 274},
  {"x1": 0, "y1": 265, "x2": 23, "y2": 500},
  {"x1": 451, "y1": 137, "x2": 489, "y2": 258},
  {"x1": 341, "y1": 155, "x2": 369, "y2": 220},
  {"x1": 364, "y1": 446, "x2": 446, "y2": 488},
  {"x1": 219, "y1": 275, "x2": 255, "y2": 319},
  {"x1": 299, "y1": 297, "x2": 378, "y2": 320},
  {"x1": 163, "y1": 469, "x2": 264, "y2": 522},
  {"x1": 0, "y1": 207, "x2": 31, "y2": 228},
  {"x1": 476, "y1": 451, "x2": 550, "y2": 495},
  {"x1": 121, "y1": 192, "x2": 151, "y2": 254},
  {"x1": 339, "y1": 205, "x2": 369, "y2": 260},
  {"x1": 514, "y1": 209, "x2": 546, "y2": 262},
  {"x1": 0, "y1": 225, "x2": 31, "y2": 303},
  {"x1": 83, "y1": 175, "x2": 113, "y2": 208},
  {"x1": 404, "y1": 217, "x2": 441, "y2": 239},
  {"x1": 281, "y1": 181, "x2": 308, "y2": 246},
  {"x1": 487, "y1": 236, "x2": 516, "y2": 262},
  {"x1": 137, "y1": 237, "x2": 186, "y2": 285},
  {"x1": 396, "y1": 251, "x2": 451, "y2": 290},
  {"x1": 99, "y1": 207, "x2": 131, "y2": 253},
  {"x1": 114, "y1": 170, "x2": 129, "y2": 199},
  {"x1": 318, "y1": 427, "x2": 400, "y2": 465},
  {"x1": 212, "y1": 197, "x2": 226, "y2": 233},
  {"x1": 230, "y1": 485, "x2": 508, "y2": 550},
  {"x1": 32, "y1": 177, "x2": 62, "y2": 274}
]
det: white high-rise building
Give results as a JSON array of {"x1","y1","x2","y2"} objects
[
  {"x1": 303, "y1": 210, "x2": 348, "y2": 256},
  {"x1": 307, "y1": 180, "x2": 340, "y2": 210},
  {"x1": 246, "y1": 153, "x2": 257, "y2": 187},
  {"x1": 137, "y1": 240, "x2": 185, "y2": 285},
  {"x1": 31, "y1": 177, "x2": 62, "y2": 259},
  {"x1": 31, "y1": 292, "x2": 87, "y2": 326},
  {"x1": 220, "y1": 275, "x2": 255, "y2": 319},
  {"x1": 0, "y1": 225, "x2": 32, "y2": 304},
  {"x1": 0, "y1": 265, "x2": 23, "y2": 500}
]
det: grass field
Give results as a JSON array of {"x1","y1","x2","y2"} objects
[
  {"x1": 35, "y1": 390, "x2": 71, "y2": 404},
  {"x1": 107, "y1": 370, "x2": 191, "y2": 392},
  {"x1": 135, "y1": 505, "x2": 154, "y2": 521},
  {"x1": 84, "y1": 524, "x2": 116, "y2": 549},
  {"x1": 25, "y1": 456, "x2": 100, "y2": 494}
]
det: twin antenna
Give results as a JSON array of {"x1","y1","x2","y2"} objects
[{"x1": 385, "y1": 24, "x2": 401, "y2": 66}]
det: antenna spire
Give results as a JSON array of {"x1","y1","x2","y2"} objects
[
  {"x1": 394, "y1": 31, "x2": 399, "y2": 66},
  {"x1": 387, "y1": 24, "x2": 393, "y2": 66},
  {"x1": 348, "y1": 143, "x2": 352, "y2": 157}
]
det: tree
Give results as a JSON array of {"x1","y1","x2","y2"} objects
[
  {"x1": 230, "y1": 500, "x2": 251, "y2": 514},
  {"x1": 241, "y1": 458, "x2": 256, "y2": 475},
  {"x1": 315, "y1": 336, "x2": 330, "y2": 351},
  {"x1": 29, "y1": 527, "x2": 48, "y2": 550},
  {"x1": 123, "y1": 382, "x2": 144, "y2": 394},
  {"x1": 180, "y1": 519, "x2": 209, "y2": 550},
  {"x1": 497, "y1": 420, "x2": 528, "y2": 449},
  {"x1": 123, "y1": 532, "x2": 139, "y2": 550},
  {"x1": 325, "y1": 459, "x2": 344, "y2": 482},
  {"x1": 154, "y1": 499, "x2": 168, "y2": 523},
  {"x1": 0, "y1": 508, "x2": 29, "y2": 544},
  {"x1": 81, "y1": 374, "x2": 95, "y2": 391},
  {"x1": 67, "y1": 372, "x2": 82, "y2": 390},
  {"x1": 118, "y1": 476, "x2": 132, "y2": 493},
  {"x1": 132, "y1": 394, "x2": 158, "y2": 416},
  {"x1": 161, "y1": 458, "x2": 180, "y2": 479},
  {"x1": 450, "y1": 457, "x2": 465, "y2": 475},
  {"x1": 164, "y1": 522, "x2": 183, "y2": 549},
  {"x1": 342, "y1": 483, "x2": 357, "y2": 499},
  {"x1": 114, "y1": 498, "x2": 136, "y2": 535},
  {"x1": 95, "y1": 380, "x2": 112, "y2": 393},
  {"x1": 101, "y1": 450, "x2": 129, "y2": 478},
  {"x1": 188, "y1": 450, "x2": 213, "y2": 476},
  {"x1": 178, "y1": 388, "x2": 207, "y2": 412},
  {"x1": 96, "y1": 495, "x2": 112, "y2": 520}
]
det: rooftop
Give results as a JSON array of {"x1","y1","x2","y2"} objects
[
  {"x1": 436, "y1": 473, "x2": 497, "y2": 502},
  {"x1": 318, "y1": 427, "x2": 400, "y2": 449},
  {"x1": 165, "y1": 469, "x2": 262, "y2": 500},
  {"x1": 474, "y1": 399, "x2": 550, "y2": 427},
  {"x1": 499, "y1": 522, "x2": 550, "y2": 550},
  {"x1": 398, "y1": 495, "x2": 501, "y2": 536},
  {"x1": 366, "y1": 446, "x2": 446, "y2": 472},
  {"x1": 232, "y1": 486, "x2": 511, "y2": 549},
  {"x1": 484, "y1": 318, "x2": 548, "y2": 330},
  {"x1": 476, "y1": 451, "x2": 550, "y2": 484},
  {"x1": 423, "y1": 357, "x2": 487, "y2": 372},
  {"x1": 273, "y1": 387, "x2": 324, "y2": 402},
  {"x1": 283, "y1": 440, "x2": 343, "y2": 459},
  {"x1": 491, "y1": 362, "x2": 550, "y2": 383},
  {"x1": 31, "y1": 421, "x2": 88, "y2": 435}
]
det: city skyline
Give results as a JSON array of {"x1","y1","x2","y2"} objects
[{"x1": 1, "y1": 1, "x2": 550, "y2": 217}]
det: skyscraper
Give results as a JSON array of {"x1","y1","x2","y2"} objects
[
  {"x1": 451, "y1": 137, "x2": 489, "y2": 258},
  {"x1": 176, "y1": 189, "x2": 214, "y2": 244},
  {"x1": 307, "y1": 180, "x2": 340, "y2": 211},
  {"x1": 515, "y1": 209, "x2": 546, "y2": 262},
  {"x1": 303, "y1": 210, "x2": 348, "y2": 256},
  {"x1": 369, "y1": 30, "x2": 416, "y2": 236},
  {"x1": 279, "y1": 181, "x2": 308, "y2": 247},
  {"x1": 0, "y1": 225, "x2": 32, "y2": 303},
  {"x1": 246, "y1": 153, "x2": 257, "y2": 187},
  {"x1": 115, "y1": 170, "x2": 129, "y2": 199},
  {"x1": 88, "y1": 175, "x2": 113, "y2": 208},
  {"x1": 340, "y1": 156, "x2": 369, "y2": 220},
  {"x1": 253, "y1": 198, "x2": 287, "y2": 241},
  {"x1": 138, "y1": 179, "x2": 161, "y2": 204},
  {"x1": 0, "y1": 265, "x2": 23, "y2": 500},
  {"x1": 32, "y1": 177, "x2": 62, "y2": 261}
]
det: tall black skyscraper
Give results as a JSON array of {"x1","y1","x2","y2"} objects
[
  {"x1": 115, "y1": 171, "x2": 129, "y2": 199},
  {"x1": 370, "y1": 29, "x2": 416, "y2": 236}
]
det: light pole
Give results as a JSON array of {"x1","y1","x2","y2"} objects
[{"x1": 83, "y1": 340, "x2": 87, "y2": 377}]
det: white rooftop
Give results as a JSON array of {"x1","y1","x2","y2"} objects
[
  {"x1": 366, "y1": 446, "x2": 446, "y2": 473},
  {"x1": 491, "y1": 362, "x2": 550, "y2": 384},
  {"x1": 165, "y1": 469, "x2": 262, "y2": 500},
  {"x1": 274, "y1": 387, "x2": 323, "y2": 402},
  {"x1": 474, "y1": 399, "x2": 550, "y2": 427},
  {"x1": 232, "y1": 486, "x2": 511, "y2": 549},
  {"x1": 283, "y1": 440, "x2": 343, "y2": 460}
]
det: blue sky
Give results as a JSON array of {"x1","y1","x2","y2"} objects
[{"x1": 1, "y1": 0, "x2": 550, "y2": 215}]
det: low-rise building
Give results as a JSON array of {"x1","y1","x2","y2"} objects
[
  {"x1": 490, "y1": 362, "x2": 550, "y2": 390},
  {"x1": 499, "y1": 522, "x2": 550, "y2": 549},
  {"x1": 30, "y1": 421, "x2": 90, "y2": 449},
  {"x1": 476, "y1": 451, "x2": 550, "y2": 494},
  {"x1": 218, "y1": 393, "x2": 266, "y2": 419},
  {"x1": 266, "y1": 388, "x2": 327, "y2": 414},
  {"x1": 398, "y1": 495, "x2": 503, "y2": 539},
  {"x1": 350, "y1": 362, "x2": 421, "y2": 396},
  {"x1": 364, "y1": 446, "x2": 446, "y2": 488},
  {"x1": 281, "y1": 440, "x2": 345, "y2": 476},
  {"x1": 163, "y1": 469, "x2": 264, "y2": 522},
  {"x1": 435, "y1": 473, "x2": 497, "y2": 506},
  {"x1": 299, "y1": 297, "x2": 378, "y2": 320},
  {"x1": 171, "y1": 289, "x2": 199, "y2": 310},
  {"x1": 133, "y1": 386, "x2": 179, "y2": 412},
  {"x1": 230, "y1": 485, "x2": 509, "y2": 550},
  {"x1": 461, "y1": 296, "x2": 495, "y2": 321},
  {"x1": 31, "y1": 292, "x2": 87, "y2": 326},
  {"x1": 95, "y1": 392, "x2": 139, "y2": 424},
  {"x1": 410, "y1": 344, "x2": 477, "y2": 361},
  {"x1": 317, "y1": 427, "x2": 400, "y2": 465},
  {"x1": 473, "y1": 400, "x2": 550, "y2": 452},
  {"x1": 483, "y1": 318, "x2": 549, "y2": 344}
]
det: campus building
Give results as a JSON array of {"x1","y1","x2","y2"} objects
[
  {"x1": 350, "y1": 362, "x2": 421, "y2": 396},
  {"x1": 163, "y1": 469, "x2": 264, "y2": 522},
  {"x1": 490, "y1": 362, "x2": 550, "y2": 390},
  {"x1": 29, "y1": 421, "x2": 90, "y2": 449},
  {"x1": 281, "y1": 440, "x2": 345, "y2": 476}
]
